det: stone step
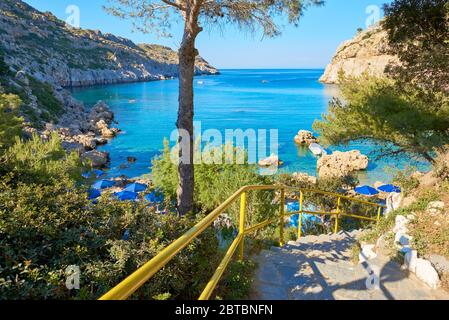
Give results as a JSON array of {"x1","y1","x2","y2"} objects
[{"x1": 251, "y1": 229, "x2": 449, "y2": 300}]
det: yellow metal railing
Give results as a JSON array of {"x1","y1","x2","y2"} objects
[{"x1": 99, "y1": 185, "x2": 385, "y2": 300}]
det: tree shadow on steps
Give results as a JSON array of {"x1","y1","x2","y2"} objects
[{"x1": 274, "y1": 233, "x2": 409, "y2": 300}]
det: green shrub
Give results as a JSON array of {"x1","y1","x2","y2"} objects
[
  {"x1": 28, "y1": 76, "x2": 63, "y2": 120},
  {"x1": 390, "y1": 166, "x2": 420, "y2": 196},
  {"x1": 0, "y1": 135, "x2": 220, "y2": 300},
  {"x1": 360, "y1": 189, "x2": 439, "y2": 245},
  {"x1": 215, "y1": 260, "x2": 256, "y2": 300},
  {"x1": 151, "y1": 140, "x2": 277, "y2": 227},
  {"x1": 0, "y1": 93, "x2": 23, "y2": 153},
  {"x1": 0, "y1": 181, "x2": 220, "y2": 299},
  {"x1": 0, "y1": 51, "x2": 10, "y2": 77},
  {"x1": 2, "y1": 133, "x2": 82, "y2": 184}
]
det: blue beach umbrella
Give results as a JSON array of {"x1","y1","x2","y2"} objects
[
  {"x1": 93, "y1": 179, "x2": 115, "y2": 190},
  {"x1": 144, "y1": 192, "x2": 164, "y2": 203},
  {"x1": 114, "y1": 190, "x2": 138, "y2": 201},
  {"x1": 355, "y1": 185, "x2": 379, "y2": 196},
  {"x1": 124, "y1": 182, "x2": 148, "y2": 193},
  {"x1": 377, "y1": 184, "x2": 401, "y2": 193},
  {"x1": 88, "y1": 188, "x2": 101, "y2": 200}
]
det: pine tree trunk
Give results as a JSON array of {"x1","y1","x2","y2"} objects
[{"x1": 176, "y1": 18, "x2": 201, "y2": 215}]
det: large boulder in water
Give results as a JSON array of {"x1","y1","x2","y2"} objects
[
  {"x1": 317, "y1": 150, "x2": 368, "y2": 179},
  {"x1": 294, "y1": 130, "x2": 317, "y2": 145}
]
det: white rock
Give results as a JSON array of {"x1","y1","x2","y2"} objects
[
  {"x1": 258, "y1": 154, "x2": 283, "y2": 167},
  {"x1": 291, "y1": 172, "x2": 317, "y2": 185},
  {"x1": 426, "y1": 201, "x2": 445, "y2": 216},
  {"x1": 415, "y1": 258, "x2": 441, "y2": 289},
  {"x1": 393, "y1": 215, "x2": 409, "y2": 233},
  {"x1": 294, "y1": 130, "x2": 317, "y2": 145},
  {"x1": 81, "y1": 150, "x2": 110, "y2": 168},
  {"x1": 359, "y1": 244, "x2": 377, "y2": 263},
  {"x1": 386, "y1": 192, "x2": 402, "y2": 215}
]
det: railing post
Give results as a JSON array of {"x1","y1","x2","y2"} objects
[
  {"x1": 334, "y1": 196, "x2": 341, "y2": 234},
  {"x1": 297, "y1": 191, "x2": 304, "y2": 240},
  {"x1": 279, "y1": 188, "x2": 285, "y2": 247},
  {"x1": 238, "y1": 192, "x2": 246, "y2": 261},
  {"x1": 376, "y1": 206, "x2": 382, "y2": 225}
]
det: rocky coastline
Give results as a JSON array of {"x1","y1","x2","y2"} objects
[
  {"x1": 23, "y1": 99, "x2": 118, "y2": 168},
  {"x1": 0, "y1": 0, "x2": 221, "y2": 171},
  {"x1": 0, "y1": 1, "x2": 219, "y2": 89}
]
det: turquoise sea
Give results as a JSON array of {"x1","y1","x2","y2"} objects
[{"x1": 72, "y1": 69, "x2": 429, "y2": 184}]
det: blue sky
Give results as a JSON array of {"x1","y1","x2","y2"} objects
[{"x1": 24, "y1": 0, "x2": 391, "y2": 69}]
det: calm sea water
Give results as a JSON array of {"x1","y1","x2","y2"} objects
[{"x1": 72, "y1": 69, "x2": 428, "y2": 184}]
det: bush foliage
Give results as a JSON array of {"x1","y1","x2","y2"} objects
[
  {"x1": 0, "y1": 135, "x2": 220, "y2": 300},
  {"x1": 0, "y1": 93, "x2": 23, "y2": 152},
  {"x1": 313, "y1": 75, "x2": 449, "y2": 163},
  {"x1": 151, "y1": 140, "x2": 278, "y2": 227}
]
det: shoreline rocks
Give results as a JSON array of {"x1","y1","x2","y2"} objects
[
  {"x1": 317, "y1": 150, "x2": 368, "y2": 178},
  {"x1": 258, "y1": 154, "x2": 283, "y2": 167},
  {"x1": 36, "y1": 99, "x2": 118, "y2": 168},
  {"x1": 294, "y1": 130, "x2": 318, "y2": 145}
]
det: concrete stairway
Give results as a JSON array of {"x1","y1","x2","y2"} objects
[{"x1": 251, "y1": 230, "x2": 449, "y2": 300}]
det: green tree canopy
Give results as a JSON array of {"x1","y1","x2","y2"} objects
[
  {"x1": 313, "y1": 75, "x2": 449, "y2": 162},
  {"x1": 314, "y1": 0, "x2": 449, "y2": 163},
  {"x1": 383, "y1": 0, "x2": 449, "y2": 93}
]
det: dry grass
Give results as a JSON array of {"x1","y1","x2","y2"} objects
[{"x1": 411, "y1": 203, "x2": 449, "y2": 258}]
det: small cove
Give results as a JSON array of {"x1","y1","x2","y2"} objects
[{"x1": 72, "y1": 69, "x2": 429, "y2": 184}]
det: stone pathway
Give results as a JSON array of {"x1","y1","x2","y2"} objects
[{"x1": 251, "y1": 230, "x2": 449, "y2": 300}]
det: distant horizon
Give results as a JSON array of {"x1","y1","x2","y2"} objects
[{"x1": 210, "y1": 67, "x2": 327, "y2": 70}]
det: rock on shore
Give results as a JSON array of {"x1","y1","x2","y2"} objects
[
  {"x1": 258, "y1": 154, "x2": 283, "y2": 167},
  {"x1": 294, "y1": 130, "x2": 318, "y2": 145},
  {"x1": 319, "y1": 24, "x2": 399, "y2": 84},
  {"x1": 317, "y1": 150, "x2": 369, "y2": 178},
  {"x1": 38, "y1": 100, "x2": 118, "y2": 167}
]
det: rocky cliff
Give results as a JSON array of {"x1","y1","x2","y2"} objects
[
  {"x1": 0, "y1": 0, "x2": 218, "y2": 88},
  {"x1": 0, "y1": 0, "x2": 218, "y2": 167},
  {"x1": 319, "y1": 24, "x2": 399, "y2": 84}
]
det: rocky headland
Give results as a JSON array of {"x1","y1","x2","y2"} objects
[{"x1": 319, "y1": 24, "x2": 399, "y2": 84}]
